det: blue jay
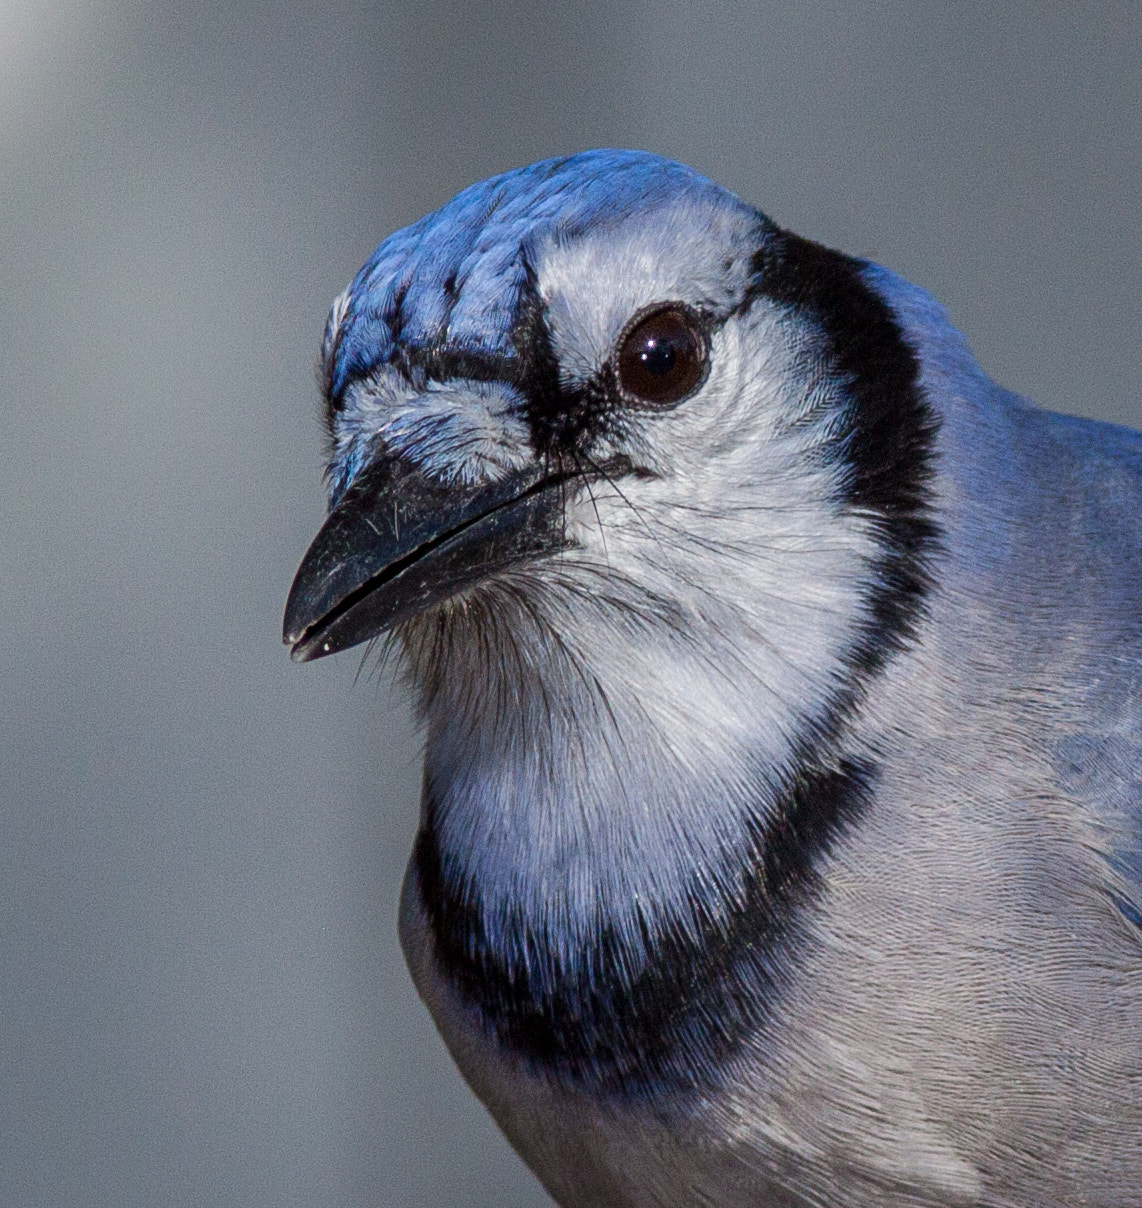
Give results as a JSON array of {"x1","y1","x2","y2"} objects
[{"x1": 284, "y1": 151, "x2": 1142, "y2": 1206}]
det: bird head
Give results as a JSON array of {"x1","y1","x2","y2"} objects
[{"x1": 284, "y1": 150, "x2": 937, "y2": 863}]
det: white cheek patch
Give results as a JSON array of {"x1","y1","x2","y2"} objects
[
  {"x1": 548, "y1": 299, "x2": 878, "y2": 761},
  {"x1": 336, "y1": 374, "x2": 532, "y2": 487},
  {"x1": 534, "y1": 199, "x2": 758, "y2": 383}
]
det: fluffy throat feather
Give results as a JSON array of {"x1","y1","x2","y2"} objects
[{"x1": 405, "y1": 237, "x2": 942, "y2": 1098}]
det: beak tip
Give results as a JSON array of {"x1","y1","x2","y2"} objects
[
  {"x1": 284, "y1": 628, "x2": 318, "y2": 662},
  {"x1": 285, "y1": 622, "x2": 341, "y2": 662},
  {"x1": 283, "y1": 609, "x2": 313, "y2": 660},
  {"x1": 282, "y1": 585, "x2": 317, "y2": 656}
]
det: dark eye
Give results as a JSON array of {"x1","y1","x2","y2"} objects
[{"x1": 615, "y1": 305, "x2": 707, "y2": 408}]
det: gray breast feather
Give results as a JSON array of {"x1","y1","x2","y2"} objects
[{"x1": 1057, "y1": 728, "x2": 1142, "y2": 926}]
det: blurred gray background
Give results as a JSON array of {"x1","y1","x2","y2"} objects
[{"x1": 2, "y1": 2, "x2": 1140, "y2": 1205}]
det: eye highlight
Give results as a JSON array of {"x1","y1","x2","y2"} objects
[{"x1": 615, "y1": 305, "x2": 707, "y2": 408}]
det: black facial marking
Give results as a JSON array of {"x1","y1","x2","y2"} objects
[
  {"x1": 748, "y1": 229, "x2": 941, "y2": 683},
  {"x1": 511, "y1": 263, "x2": 620, "y2": 461},
  {"x1": 415, "y1": 223, "x2": 941, "y2": 1099},
  {"x1": 392, "y1": 344, "x2": 515, "y2": 388}
]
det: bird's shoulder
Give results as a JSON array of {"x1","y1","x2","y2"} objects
[{"x1": 1013, "y1": 405, "x2": 1142, "y2": 930}]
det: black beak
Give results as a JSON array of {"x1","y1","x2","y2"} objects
[{"x1": 283, "y1": 451, "x2": 570, "y2": 662}]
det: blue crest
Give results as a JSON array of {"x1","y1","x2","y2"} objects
[{"x1": 324, "y1": 150, "x2": 743, "y2": 406}]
